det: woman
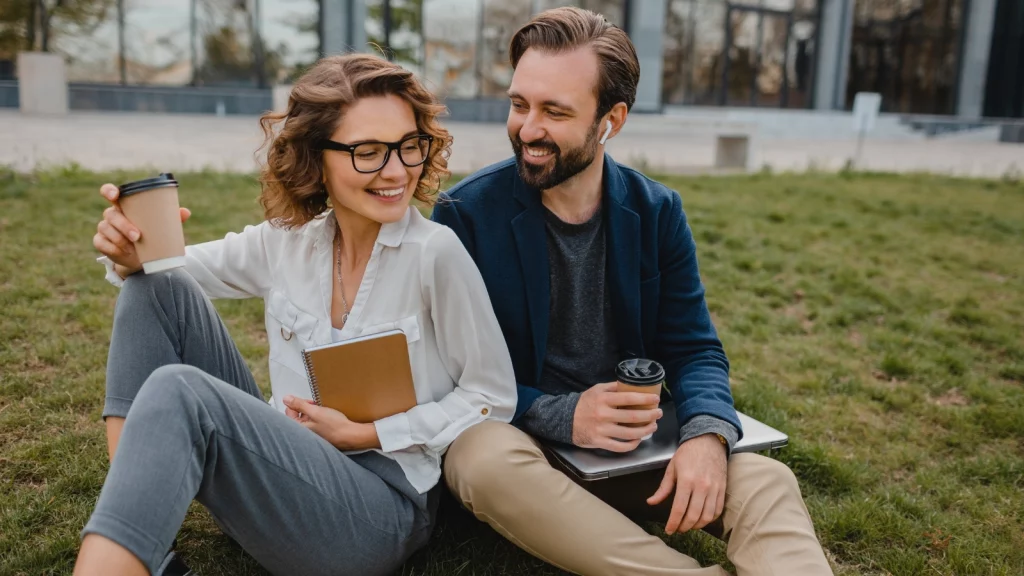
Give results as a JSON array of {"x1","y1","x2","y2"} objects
[{"x1": 74, "y1": 54, "x2": 517, "y2": 576}]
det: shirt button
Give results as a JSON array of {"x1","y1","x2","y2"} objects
[{"x1": 481, "y1": 407, "x2": 489, "y2": 415}]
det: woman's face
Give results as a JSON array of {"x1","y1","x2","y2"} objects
[{"x1": 322, "y1": 94, "x2": 425, "y2": 225}]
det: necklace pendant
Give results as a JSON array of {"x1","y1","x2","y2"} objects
[{"x1": 341, "y1": 311, "x2": 350, "y2": 325}]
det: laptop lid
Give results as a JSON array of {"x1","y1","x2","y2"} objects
[{"x1": 544, "y1": 402, "x2": 788, "y2": 481}]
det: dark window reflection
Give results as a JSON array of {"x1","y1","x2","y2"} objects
[
  {"x1": 846, "y1": 0, "x2": 965, "y2": 114},
  {"x1": 725, "y1": 8, "x2": 758, "y2": 105},
  {"x1": 788, "y1": 17, "x2": 816, "y2": 108},
  {"x1": 983, "y1": 0, "x2": 1023, "y2": 118},
  {"x1": 663, "y1": 0, "x2": 727, "y2": 106}
]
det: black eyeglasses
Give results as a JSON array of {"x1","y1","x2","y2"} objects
[{"x1": 319, "y1": 134, "x2": 434, "y2": 174}]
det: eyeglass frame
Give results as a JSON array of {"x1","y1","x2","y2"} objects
[{"x1": 318, "y1": 134, "x2": 434, "y2": 174}]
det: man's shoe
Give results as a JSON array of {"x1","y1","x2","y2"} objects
[{"x1": 155, "y1": 550, "x2": 196, "y2": 576}]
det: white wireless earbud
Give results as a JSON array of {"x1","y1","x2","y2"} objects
[{"x1": 599, "y1": 120, "x2": 613, "y2": 145}]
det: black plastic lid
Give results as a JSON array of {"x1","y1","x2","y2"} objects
[
  {"x1": 615, "y1": 358, "x2": 665, "y2": 385},
  {"x1": 119, "y1": 173, "x2": 178, "y2": 197}
]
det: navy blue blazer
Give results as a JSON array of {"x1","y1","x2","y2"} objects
[{"x1": 431, "y1": 155, "x2": 742, "y2": 438}]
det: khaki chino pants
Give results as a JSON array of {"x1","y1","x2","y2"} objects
[{"x1": 444, "y1": 421, "x2": 833, "y2": 576}]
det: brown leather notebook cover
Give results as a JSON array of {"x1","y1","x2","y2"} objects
[{"x1": 300, "y1": 329, "x2": 417, "y2": 423}]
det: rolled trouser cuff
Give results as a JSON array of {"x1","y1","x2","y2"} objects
[
  {"x1": 81, "y1": 510, "x2": 167, "y2": 575},
  {"x1": 102, "y1": 395, "x2": 135, "y2": 420}
]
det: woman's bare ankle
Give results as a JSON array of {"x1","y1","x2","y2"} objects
[
  {"x1": 74, "y1": 534, "x2": 148, "y2": 576},
  {"x1": 105, "y1": 417, "x2": 126, "y2": 462}
]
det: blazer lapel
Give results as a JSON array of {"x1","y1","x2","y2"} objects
[
  {"x1": 511, "y1": 176, "x2": 551, "y2": 384},
  {"x1": 603, "y1": 156, "x2": 644, "y2": 359}
]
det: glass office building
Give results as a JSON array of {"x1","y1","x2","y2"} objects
[{"x1": 0, "y1": 0, "x2": 1018, "y2": 118}]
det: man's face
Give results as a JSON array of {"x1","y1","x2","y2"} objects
[{"x1": 507, "y1": 46, "x2": 603, "y2": 190}]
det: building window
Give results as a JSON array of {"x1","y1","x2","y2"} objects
[
  {"x1": 983, "y1": 0, "x2": 1024, "y2": 118},
  {"x1": 422, "y1": 0, "x2": 479, "y2": 98},
  {"x1": 662, "y1": 0, "x2": 819, "y2": 109},
  {"x1": 367, "y1": 0, "x2": 425, "y2": 75},
  {"x1": 193, "y1": 0, "x2": 261, "y2": 87},
  {"x1": 1, "y1": 1, "x2": 122, "y2": 83},
  {"x1": 846, "y1": 0, "x2": 966, "y2": 115},
  {"x1": 533, "y1": 0, "x2": 626, "y2": 27},
  {"x1": 261, "y1": 0, "x2": 321, "y2": 84},
  {"x1": 122, "y1": 1, "x2": 193, "y2": 86},
  {"x1": 663, "y1": 0, "x2": 727, "y2": 106},
  {"x1": 478, "y1": 0, "x2": 532, "y2": 97}
]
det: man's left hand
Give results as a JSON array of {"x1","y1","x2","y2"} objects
[
  {"x1": 282, "y1": 395, "x2": 381, "y2": 451},
  {"x1": 646, "y1": 433, "x2": 728, "y2": 534}
]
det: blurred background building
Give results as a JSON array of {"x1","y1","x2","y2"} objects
[{"x1": 0, "y1": 0, "x2": 1021, "y2": 120}]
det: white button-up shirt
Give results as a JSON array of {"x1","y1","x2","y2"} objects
[{"x1": 100, "y1": 207, "x2": 517, "y2": 493}]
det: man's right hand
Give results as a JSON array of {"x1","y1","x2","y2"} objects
[
  {"x1": 92, "y1": 183, "x2": 190, "y2": 277},
  {"x1": 572, "y1": 382, "x2": 662, "y2": 452}
]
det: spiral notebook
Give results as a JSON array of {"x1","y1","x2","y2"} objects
[{"x1": 300, "y1": 329, "x2": 417, "y2": 423}]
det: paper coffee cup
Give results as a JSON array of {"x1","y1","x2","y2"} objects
[
  {"x1": 117, "y1": 173, "x2": 186, "y2": 274},
  {"x1": 616, "y1": 358, "x2": 665, "y2": 440}
]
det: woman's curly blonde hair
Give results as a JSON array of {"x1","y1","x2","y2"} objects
[{"x1": 258, "y1": 53, "x2": 452, "y2": 229}]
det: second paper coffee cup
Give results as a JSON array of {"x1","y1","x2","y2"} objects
[
  {"x1": 615, "y1": 358, "x2": 665, "y2": 440},
  {"x1": 118, "y1": 173, "x2": 186, "y2": 274}
]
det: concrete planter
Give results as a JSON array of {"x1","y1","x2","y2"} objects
[
  {"x1": 17, "y1": 52, "x2": 68, "y2": 115},
  {"x1": 272, "y1": 84, "x2": 292, "y2": 113}
]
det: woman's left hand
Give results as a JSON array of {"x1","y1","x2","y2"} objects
[{"x1": 282, "y1": 395, "x2": 381, "y2": 451}]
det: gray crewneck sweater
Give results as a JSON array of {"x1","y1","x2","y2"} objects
[{"x1": 518, "y1": 204, "x2": 738, "y2": 454}]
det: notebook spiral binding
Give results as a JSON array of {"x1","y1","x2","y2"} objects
[{"x1": 300, "y1": 350, "x2": 323, "y2": 406}]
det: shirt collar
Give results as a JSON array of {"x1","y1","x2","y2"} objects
[
  {"x1": 376, "y1": 206, "x2": 413, "y2": 247},
  {"x1": 315, "y1": 206, "x2": 413, "y2": 252}
]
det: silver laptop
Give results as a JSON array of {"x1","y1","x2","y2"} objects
[{"x1": 544, "y1": 402, "x2": 788, "y2": 481}]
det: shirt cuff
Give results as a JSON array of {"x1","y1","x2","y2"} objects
[
  {"x1": 374, "y1": 412, "x2": 413, "y2": 453},
  {"x1": 679, "y1": 415, "x2": 740, "y2": 458},
  {"x1": 97, "y1": 256, "x2": 125, "y2": 288},
  {"x1": 518, "y1": 392, "x2": 581, "y2": 444}
]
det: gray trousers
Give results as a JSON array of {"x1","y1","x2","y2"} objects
[{"x1": 83, "y1": 270, "x2": 437, "y2": 576}]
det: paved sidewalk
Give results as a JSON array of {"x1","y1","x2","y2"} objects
[{"x1": 2, "y1": 110, "x2": 1023, "y2": 178}]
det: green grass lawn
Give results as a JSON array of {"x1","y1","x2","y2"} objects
[{"x1": 1, "y1": 165, "x2": 1023, "y2": 576}]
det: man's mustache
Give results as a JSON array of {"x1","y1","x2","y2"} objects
[{"x1": 515, "y1": 137, "x2": 560, "y2": 155}]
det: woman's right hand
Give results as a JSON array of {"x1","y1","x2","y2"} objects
[{"x1": 92, "y1": 183, "x2": 191, "y2": 277}]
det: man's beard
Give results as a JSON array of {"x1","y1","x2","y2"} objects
[{"x1": 511, "y1": 120, "x2": 601, "y2": 190}]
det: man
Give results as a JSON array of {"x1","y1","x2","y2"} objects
[{"x1": 434, "y1": 7, "x2": 833, "y2": 576}]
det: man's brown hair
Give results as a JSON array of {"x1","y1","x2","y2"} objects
[
  {"x1": 257, "y1": 53, "x2": 452, "y2": 229},
  {"x1": 509, "y1": 6, "x2": 640, "y2": 118}
]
